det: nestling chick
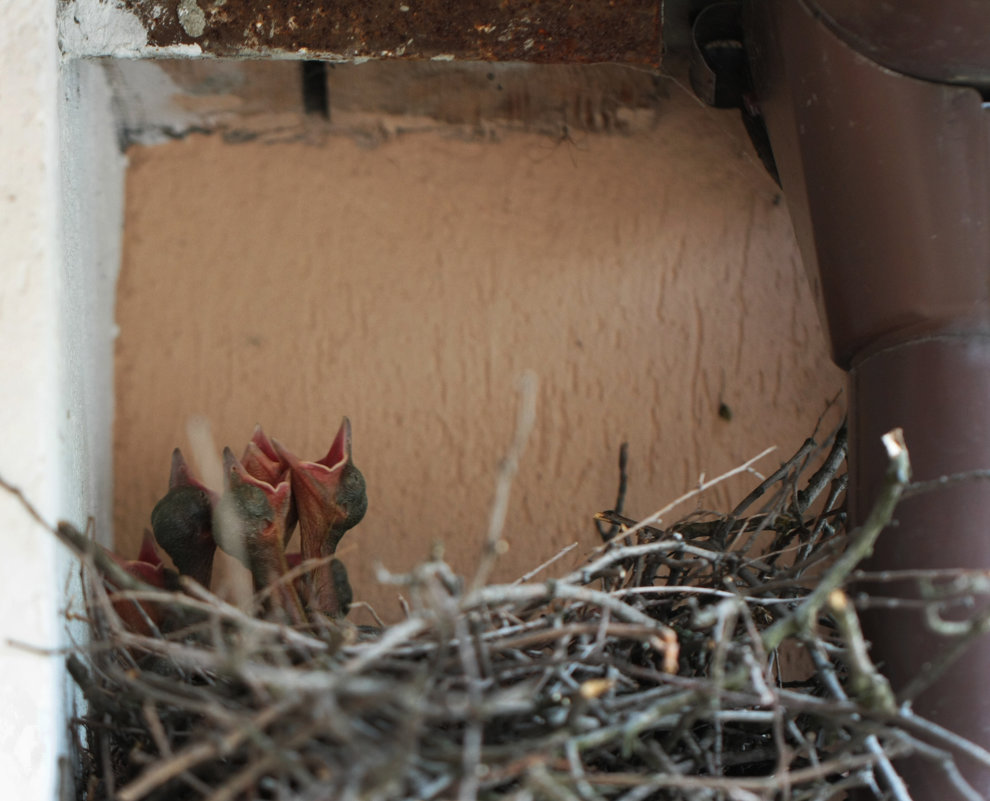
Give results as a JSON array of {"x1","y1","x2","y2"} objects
[
  {"x1": 214, "y1": 448, "x2": 306, "y2": 624},
  {"x1": 150, "y1": 448, "x2": 217, "y2": 588},
  {"x1": 275, "y1": 417, "x2": 367, "y2": 617},
  {"x1": 102, "y1": 530, "x2": 173, "y2": 635},
  {"x1": 240, "y1": 424, "x2": 298, "y2": 544}
]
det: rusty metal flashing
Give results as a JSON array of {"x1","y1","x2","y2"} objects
[{"x1": 61, "y1": 0, "x2": 661, "y2": 64}]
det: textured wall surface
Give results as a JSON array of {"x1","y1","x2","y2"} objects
[{"x1": 115, "y1": 88, "x2": 843, "y2": 622}]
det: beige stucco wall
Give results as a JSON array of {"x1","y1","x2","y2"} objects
[{"x1": 114, "y1": 86, "x2": 843, "y2": 622}]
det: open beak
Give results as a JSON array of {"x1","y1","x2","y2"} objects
[
  {"x1": 273, "y1": 418, "x2": 351, "y2": 562},
  {"x1": 215, "y1": 447, "x2": 305, "y2": 624},
  {"x1": 273, "y1": 418, "x2": 366, "y2": 617},
  {"x1": 240, "y1": 425, "x2": 298, "y2": 544}
]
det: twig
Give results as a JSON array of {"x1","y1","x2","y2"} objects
[
  {"x1": 118, "y1": 700, "x2": 297, "y2": 801},
  {"x1": 899, "y1": 604, "x2": 990, "y2": 704},
  {"x1": 513, "y1": 542, "x2": 579, "y2": 585},
  {"x1": 470, "y1": 370, "x2": 538, "y2": 593},
  {"x1": 762, "y1": 428, "x2": 910, "y2": 652},
  {"x1": 583, "y1": 446, "x2": 777, "y2": 558},
  {"x1": 54, "y1": 521, "x2": 151, "y2": 594},
  {"x1": 715, "y1": 439, "x2": 814, "y2": 543},
  {"x1": 794, "y1": 421, "x2": 847, "y2": 515},
  {"x1": 564, "y1": 751, "x2": 890, "y2": 791},
  {"x1": 596, "y1": 442, "x2": 629, "y2": 542},
  {"x1": 903, "y1": 468, "x2": 990, "y2": 499},
  {"x1": 827, "y1": 589, "x2": 895, "y2": 713},
  {"x1": 463, "y1": 582, "x2": 676, "y2": 641}
]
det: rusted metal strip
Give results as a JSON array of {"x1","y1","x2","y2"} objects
[{"x1": 99, "y1": 0, "x2": 661, "y2": 63}]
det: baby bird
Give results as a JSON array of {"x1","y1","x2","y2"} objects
[
  {"x1": 213, "y1": 447, "x2": 306, "y2": 624},
  {"x1": 240, "y1": 424, "x2": 298, "y2": 544},
  {"x1": 102, "y1": 530, "x2": 172, "y2": 636},
  {"x1": 150, "y1": 448, "x2": 217, "y2": 589},
  {"x1": 274, "y1": 417, "x2": 367, "y2": 617}
]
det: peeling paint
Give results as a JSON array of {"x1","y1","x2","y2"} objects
[
  {"x1": 58, "y1": 0, "x2": 149, "y2": 57},
  {"x1": 177, "y1": 0, "x2": 206, "y2": 38}
]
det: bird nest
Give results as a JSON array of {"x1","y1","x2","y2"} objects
[{"x1": 49, "y1": 419, "x2": 990, "y2": 801}]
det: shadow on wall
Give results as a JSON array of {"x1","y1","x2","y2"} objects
[{"x1": 112, "y1": 61, "x2": 843, "y2": 623}]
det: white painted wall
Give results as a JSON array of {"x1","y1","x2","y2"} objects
[
  {"x1": 59, "y1": 60, "x2": 126, "y2": 542},
  {"x1": 0, "y1": 3, "x2": 66, "y2": 798},
  {"x1": 0, "y1": 3, "x2": 125, "y2": 799}
]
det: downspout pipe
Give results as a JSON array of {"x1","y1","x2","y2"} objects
[{"x1": 743, "y1": 1, "x2": 990, "y2": 796}]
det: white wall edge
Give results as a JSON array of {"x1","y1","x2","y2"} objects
[
  {"x1": 0, "y1": 3, "x2": 126, "y2": 798},
  {"x1": 56, "y1": 56, "x2": 127, "y2": 797},
  {"x1": 1, "y1": 2, "x2": 71, "y2": 799}
]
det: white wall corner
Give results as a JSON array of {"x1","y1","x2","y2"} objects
[
  {"x1": 0, "y1": 1, "x2": 71, "y2": 799},
  {"x1": 59, "y1": 59, "x2": 126, "y2": 545},
  {"x1": 56, "y1": 55, "x2": 127, "y2": 798},
  {"x1": 1, "y1": 3, "x2": 126, "y2": 800}
]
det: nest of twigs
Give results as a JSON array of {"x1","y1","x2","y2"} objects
[{"x1": 54, "y1": 420, "x2": 990, "y2": 801}]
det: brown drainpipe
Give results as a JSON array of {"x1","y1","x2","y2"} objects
[{"x1": 742, "y1": 0, "x2": 990, "y2": 796}]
